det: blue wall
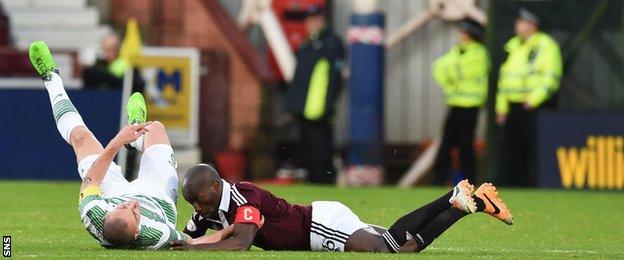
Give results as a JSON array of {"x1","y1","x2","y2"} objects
[{"x1": 0, "y1": 89, "x2": 121, "y2": 180}]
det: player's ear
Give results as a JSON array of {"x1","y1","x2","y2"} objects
[{"x1": 210, "y1": 180, "x2": 220, "y2": 194}]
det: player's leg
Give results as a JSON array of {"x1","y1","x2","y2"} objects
[
  {"x1": 343, "y1": 194, "x2": 471, "y2": 253},
  {"x1": 401, "y1": 207, "x2": 468, "y2": 252},
  {"x1": 347, "y1": 182, "x2": 513, "y2": 253},
  {"x1": 30, "y1": 41, "x2": 128, "y2": 195},
  {"x1": 70, "y1": 127, "x2": 103, "y2": 163},
  {"x1": 68, "y1": 114, "x2": 128, "y2": 197},
  {"x1": 308, "y1": 201, "x2": 371, "y2": 252},
  {"x1": 345, "y1": 224, "x2": 432, "y2": 252},
  {"x1": 379, "y1": 180, "x2": 476, "y2": 252},
  {"x1": 343, "y1": 227, "x2": 391, "y2": 252},
  {"x1": 344, "y1": 185, "x2": 468, "y2": 252},
  {"x1": 142, "y1": 121, "x2": 171, "y2": 149},
  {"x1": 132, "y1": 119, "x2": 179, "y2": 202},
  {"x1": 399, "y1": 182, "x2": 514, "y2": 252},
  {"x1": 308, "y1": 195, "x2": 467, "y2": 253},
  {"x1": 372, "y1": 182, "x2": 513, "y2": 253},
  {"x1": 30, "y1": 41, "x2": 97, "y2": 161},
  {"x1": 345, "y1": 203, "x2": 471, "y2": 253}
]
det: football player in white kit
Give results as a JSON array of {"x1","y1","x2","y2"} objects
[{"x1": 30, "y1": 41, "x2": 230, "y2": 249}]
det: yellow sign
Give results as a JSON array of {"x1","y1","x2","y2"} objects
[
  {"x1": 133, "y1": 55, "x2": 191, "y2": 128},
  {"x1": 557, "y1": 135, "x2": 624, "y2": 190}
]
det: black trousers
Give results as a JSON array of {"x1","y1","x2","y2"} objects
[
  {"x1": 433, "y1": 107, "x2": 479, "y2": 185},
  {"x1": 501, "y1": 103, "x2": 536, "y2": 187},
  {"x1": 298, "y1": 118, "x2": 336, "y2": 184}
]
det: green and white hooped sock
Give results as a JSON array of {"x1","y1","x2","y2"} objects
[{"x1": 44, "y1": 72, "x2": 86, "y2": 144}]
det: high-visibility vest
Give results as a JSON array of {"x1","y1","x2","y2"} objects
[
  {"x1": 496, "y1": 32, "x2": 562, "y2": 115},
  {"x1": 433, "y1": 41, "x2": 490, "y2": 108},
  {"x1": 287, "y1": 27, "x2": 344, "y2": 121},
  {"x1": 304, "y1": 58, "x2": 331, "y2": 120}
]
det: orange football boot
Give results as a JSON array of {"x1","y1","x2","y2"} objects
[{"x1": 474, "y1": 183, "x2": 514, "y2": 225}]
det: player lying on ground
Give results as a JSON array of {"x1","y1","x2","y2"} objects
[
  {"x1": 171, "y1": 164, "x2": 514, "y2": 252},
  {"x1": 29, "y1": 41, "x2": 231, "y2": 249}
]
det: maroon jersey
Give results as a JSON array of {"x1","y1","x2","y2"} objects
[{"x1": 183, "y1": 180, "x2": 313, "y2": 250}]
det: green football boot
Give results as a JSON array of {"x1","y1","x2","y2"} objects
[
  {"x1": 28, "y1": 41, "x2": 58, "y2": 80},
  {"x1": 125, "y1": 92, "x2": 147, "y2": 151},
  {"x1": 127, "y1": 92, "x2": 147, "y2": 125}
]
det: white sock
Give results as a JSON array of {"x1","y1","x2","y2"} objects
[
  {"x1": 44, "y1": 73, "x2": 86, "y2": 144},
  {"x1": 130, "y1": 134, "x2": 145, "y2": 152}
]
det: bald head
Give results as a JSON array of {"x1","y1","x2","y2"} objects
[
  {"x1": 103, "y1": 200, "x2": 140, "y2": 247},
  {"x1": 103, "y1": 210, "x2": 136, "y2": 247},
  {"x1": 182, "y1": 164, "x2": 221, "y2": 197}
]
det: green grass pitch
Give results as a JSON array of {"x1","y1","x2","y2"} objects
[{"x1": 0, "y1": 181, "x2": 622, "y2": 259}]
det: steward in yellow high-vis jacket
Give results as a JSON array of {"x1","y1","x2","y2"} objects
[
  {"x1": 496, "y1": 8, "x2": 562, "y2": 186},
  {"x1": 432, "y1": 18, "x2": 489, "y2": 185},
  {"x1": 285, "y1": 5, "x2": 344, "y2": 184}
]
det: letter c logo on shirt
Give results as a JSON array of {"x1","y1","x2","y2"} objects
[
  {"x1": 244, "y1": 208, "x2": 253, "y2": 220},
  {"x1": 235, "y1": 206, "x2": 262, "y2": 227}
]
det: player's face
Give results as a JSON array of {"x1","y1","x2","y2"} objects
[
  {"x1": 189, "y1": 188, "x2": 219, "y2": 218},
  {"x1": 113, "y1": 200, "x2": 141, "y2": 236}
]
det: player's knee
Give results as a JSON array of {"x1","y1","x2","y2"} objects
[
  {"x1": 147, "y1": 121, "x2": 166, "y2": 132},
  {"x1": 143, "y1": 120, "x2": 170, "y2": 147},
  {"x1": 345, "y1": 229, "x2": 392, "y2": 253},
  {"x1": 70, "y1": 127, "x2": 93, "y2": 147}
]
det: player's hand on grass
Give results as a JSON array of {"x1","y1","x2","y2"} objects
[
  {"x1": 112, "y1": 123, "x2": 150, "y2": 147},
  {"x1": 170, "y1": 239, "x2": 195, "y2": 250}
]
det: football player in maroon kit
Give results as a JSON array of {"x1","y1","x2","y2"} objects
[{"x1": 171, "y1": 164, "x2": 513, "y2": 252}]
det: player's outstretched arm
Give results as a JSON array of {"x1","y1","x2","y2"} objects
[
  {"x1": 79, "y1": 124, "x2": 147, "y2": 192},
  {"x1": 186, "y1": 224, "x2": 235, "y2": 245},
  {"x1": 170, "y1": 223, "x2": 257, "y2": 251}
]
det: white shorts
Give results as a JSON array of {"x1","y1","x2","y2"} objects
[
  {"x1": 77, "y1": 144, "x2": 179, "y2": 203},
  {"x1": 309, "y1": 201, "x2": 369, "y2": 252}
]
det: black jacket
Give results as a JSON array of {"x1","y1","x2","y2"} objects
[
  {"x1": 82, "y1": 58, "x2": 145, "y2": 92},
  {"x1": 286, "y1": 27, "x2": 344, "y2": 121}
]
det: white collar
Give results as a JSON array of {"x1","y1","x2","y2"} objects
[{"x1": 218, "y1": 180, "x2": 231, "y2": 212}]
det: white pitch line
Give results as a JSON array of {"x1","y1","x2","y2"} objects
[{"x1": 433, "y1": 246, "x2": 599, "y2": 255}]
